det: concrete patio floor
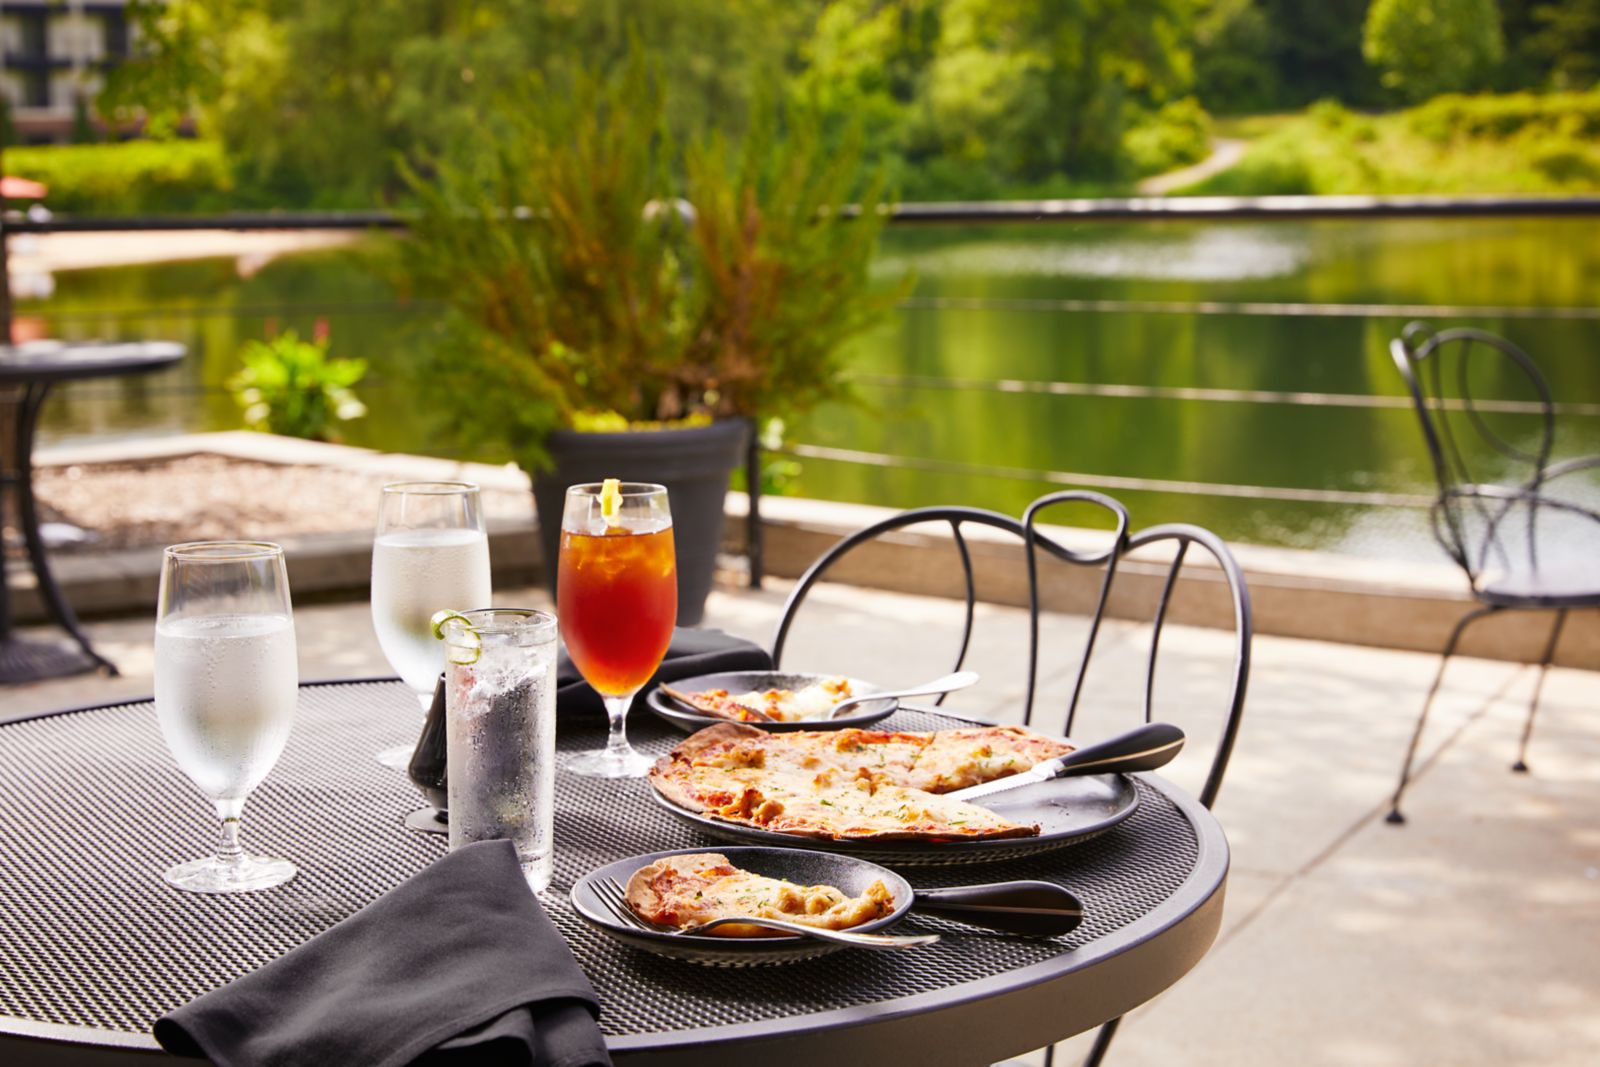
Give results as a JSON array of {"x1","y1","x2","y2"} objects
[{"x1": 7, "y1": 579, "x2": 1598, "y2": 1066}]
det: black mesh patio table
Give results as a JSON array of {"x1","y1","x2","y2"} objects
[
  {"x1": 1, "y1": 339, "x2": 186, "y2": 683},
  {"x1": 0, "y1": 680, "x2": 1228, "y2": 1065}
]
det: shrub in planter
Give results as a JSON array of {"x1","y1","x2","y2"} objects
[{"x1": 398, "y1": 51, "x2": 907, "y2": 622}]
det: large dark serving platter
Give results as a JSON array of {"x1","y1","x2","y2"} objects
[{"x1": 651, "y1": 770, "x2": 1140, "y2": 867}]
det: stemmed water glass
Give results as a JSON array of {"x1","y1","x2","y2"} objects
[
  {"x1": 371, "y1": 481, "x2": 492, "y2": 768},
  {"x1": 557, "y1": 482, "x2": 677, "y2": 778},
  {"x1": 154, "y1": 542, "x2": 298, "y2": 893}
]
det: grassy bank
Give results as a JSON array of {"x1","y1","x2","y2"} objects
[
  {"x1": 1178, "y1": 90, "x2": 1600, "y2": 196},
  {"x1": 5, "y1": 140, "x2": 243, "y2": 215}
]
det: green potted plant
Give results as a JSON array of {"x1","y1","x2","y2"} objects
[
  {"x1": 226, "y1": 328, "x2": 369, "y2": 443},
  {"x1": 398, "y1": 55, "x2": 902, "y2": 624}
]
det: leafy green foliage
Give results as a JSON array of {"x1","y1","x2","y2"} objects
[
  {"x1": 397, "y1": 51, "x2": 906, "y2": 468},
  {"x1": 1192, "y1": 0, "x2": 1280, "y2": 114},
  {"x1": 1522, "y1": 0, "x2": 1600, "y2": 89},
  {"x1": 5, "y1": 141, "x2": 236, "y2": 214},
  {"x1": 730, "y1": 419, "x2": 804, "y2": 497},
  {"x1": 682, "y1": 107, "x2": 904, "y2": 423},
  {"x1": 100, "y1": 0, "x2": 809, "y2": 208},
  {"x1": 1178, "y1": 88, "x2": 1600, "y2": 195},
  {"x1": 226, "y1": 330, "x2": 368, "y2": 442},
  {"x1": 1364, "y1": 0, "x2": 1506, "y2": 103},
  {"x1": 796, "y1": 0, "x2": 1199, "y2": 195},
  {"x1": 1492, "y1": 0, "x2": 1600, "y2": 91},
  {"x1": 1124, "y1": 98, "x2": 1214, "y2": 176},
  {"x1": 1194, "y1": 0, "x2": 1380, "y2": 112}
]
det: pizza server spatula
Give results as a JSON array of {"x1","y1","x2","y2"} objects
[{"x1": 945, "y1": 722, "x2": 1186, "y2": 803}]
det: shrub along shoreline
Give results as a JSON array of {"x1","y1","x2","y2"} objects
[
  {"x1": 8, "y1": 88, "x2": 1600, "y2": 215},
  {"x1": 1176, "y1": 89, "x2": 1600, "y2": 197}
]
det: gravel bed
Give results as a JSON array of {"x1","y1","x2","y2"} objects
[{"x1": 10, "y1": 454, "x2": 531, "y2": 555}]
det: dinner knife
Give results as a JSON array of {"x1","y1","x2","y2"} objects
[{"x1": 946, "y1": 722, "x2": 1186, "y2": 803}]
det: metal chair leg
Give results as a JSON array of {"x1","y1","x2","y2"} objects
[
  {"x1": 1082, "y1": 1016, "x2": 1121, "y2": 1067},
  {"x1": 1386, "y1": 604, "x2": 1499, "y2": 825},
  {"x1": 1512, "y1": 609, "x2": 1567, "y2": 773}
]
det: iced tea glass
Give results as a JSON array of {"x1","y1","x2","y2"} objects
[{"x1": 557, "y1": 483, "x2": 676, "y2": 778}]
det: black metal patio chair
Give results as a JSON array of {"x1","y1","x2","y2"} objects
[
  {"x1": 1385, "y1": 323, "x2": 1600, "y2": 825},
  {"x1": 771, "y1": 490, "x2": 1253, "y2": 1067}
]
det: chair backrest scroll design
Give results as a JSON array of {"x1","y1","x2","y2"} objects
[{"x1": 1391, "y1": 322, "x2": 1558, "y2": 588}]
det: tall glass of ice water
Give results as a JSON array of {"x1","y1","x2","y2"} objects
[
  {"x1": 371, "y1": 481, "x2": 492, "y2": 767},
  {"x1": 439, "y1": 608, "x2": 558, "y2": 892},
  {"x1": 154, "y1": 542, "x2": 298, "y2": 893}
]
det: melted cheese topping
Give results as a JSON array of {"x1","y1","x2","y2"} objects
[
  {"x1": 684, "y1": 678, "x2": 855, "y2": 722},
  {"x1": 656, "y1": 724, "x2": 1075, "y2": 840},
  {"x1": 624, "y1": 853, "x2": 895, "y2": 937}
]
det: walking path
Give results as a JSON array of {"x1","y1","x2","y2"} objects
[
  {"x1": 7, "y1": 229, "x2": 358, "y2": 276},
  {"x1": 1138, "y1": 138, "x2": 1247, "y2": 196},
  {"x1": 9, "y1": 576, "x2": 1598, "y2": 1066}
]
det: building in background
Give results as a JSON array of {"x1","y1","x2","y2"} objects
[{"x1": 0, "y1": 1, "x2": 131, "y2": 143}]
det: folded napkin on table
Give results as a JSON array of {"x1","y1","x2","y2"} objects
[
  {"x1": 557, "y1": 625, "x2": 772, "y2": 715},
  {"x1": 155, "y1": 840, "x2": 610, "y2": 1067}
]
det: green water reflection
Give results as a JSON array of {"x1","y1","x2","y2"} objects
[{"x1": 21, "y1": 217, "x2": 1600, "y2": 561}]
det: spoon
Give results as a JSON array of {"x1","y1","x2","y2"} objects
[{"x1": 827, "y1": 669, "x2": 980, "y2": 718}]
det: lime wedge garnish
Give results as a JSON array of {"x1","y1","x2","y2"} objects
[
  {"x1": 430, "y1": 609, "x2": 473, "y2": 640},
  {"x1": 599, "y1": 477, "x2": 623, "y2": 528},
  {"x1": 430, "y1": 609, "x2": 481, "y2": 665}
]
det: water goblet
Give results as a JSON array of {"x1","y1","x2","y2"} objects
[
  {"x1": 154, "y1": 541, "x2": 298, "y2": 893},
  {"x1": 371, "y1": 481, "x2": 492, "y2": 768}
]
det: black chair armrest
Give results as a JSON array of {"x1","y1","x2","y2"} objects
[{"x1": 1541, "y1": 453, "x2": 1600, "y2": 483}]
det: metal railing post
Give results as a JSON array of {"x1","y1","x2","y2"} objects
[{"x1": 745, "y1": 420, "x2": 763, "y2": 589}]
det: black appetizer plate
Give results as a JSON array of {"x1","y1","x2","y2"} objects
[
  {"x1": 570, "y1": 846, "x2": 915, "y2": 966},
  {"x1": 644, "y1": 671, "x2": 899, "y2": 733},
  {"x1": 651, "y1": 772, "x2": 1141, "y2": 866}
]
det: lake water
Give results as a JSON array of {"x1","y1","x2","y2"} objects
[{"x1": 20, "y1": 217, "x2": 1600, "y2": 563}]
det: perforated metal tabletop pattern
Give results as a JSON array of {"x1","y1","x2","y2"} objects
[{"x1": 0, "y1": 681, "x2": 1201, "y2": 1044}]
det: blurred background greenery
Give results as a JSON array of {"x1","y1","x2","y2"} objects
[
  {"x1": 10, "y1": 0, "x2": 1599, "y2": 565},
  {"x1": 13, "y1": 0, "x2": 1597, "y2": 210}
]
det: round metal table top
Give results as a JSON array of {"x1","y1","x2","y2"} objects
[
  {"x1": 0, "y1": 340, "x2": 185, "y2": 384},
  {"x1": 0, "y1": 680, "x2": 1229, "y2": 1066}
]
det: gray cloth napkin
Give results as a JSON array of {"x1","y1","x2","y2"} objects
[{"x1": 154, "y1": 840, "x2": 610, "y2": 1067}]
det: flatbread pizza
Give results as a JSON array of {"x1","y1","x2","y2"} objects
[{"x1": 649, "y1": 722, "x2": 1073, "y2": 843}]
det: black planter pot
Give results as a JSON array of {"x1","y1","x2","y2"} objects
[{"x1": 530, "y1": 418, "x2": 749, "y2": 627}]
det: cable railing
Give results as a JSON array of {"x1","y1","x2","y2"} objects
[
  {"x1": 776, "y1": 442, "x2": 1439, "y2": 509},
  {"x1": 852, "y1": 374, "x2": 1600, "y2": 418},
  {"x1": 897, "y1": 294, "x2": 1600, "y2": 322},
  {"x1": 8, "y1": 196, "x2": 1599, "y2": 584}
]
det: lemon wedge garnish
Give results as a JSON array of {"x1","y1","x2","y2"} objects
[
  {"x1": 430, "y1": 609, "x2": 481, "y2": 665},
  {"x1": 599, "y1": 477, "x2": 623, "y2": 529}
]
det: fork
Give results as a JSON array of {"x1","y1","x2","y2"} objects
[{"x1": 591, "y1": 877, "x2": 940, "y2": 950}]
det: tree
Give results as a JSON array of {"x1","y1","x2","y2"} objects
[
  {"x1": 1363, "y1": 0, "x2": 1506, "y2": 103},
  {"x1": 923, "y1": 0, "x2": 1196, "y2": 182},
  {"x1": 1526, "y1": 0, "x2": 1600, "y2": 88},
  {"x1": 797, "y1": 0, "x2": 1197, "y2": 194},
  {"x1": 1192, "y1": 0, "x2": 1280, "y2": 114},
  {"x1": 100, "y1": 0, "x2": 812, "y2": 207},
  {"x1": 1264, "y1": 0, "x2": 1381, "y2": 106}
]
